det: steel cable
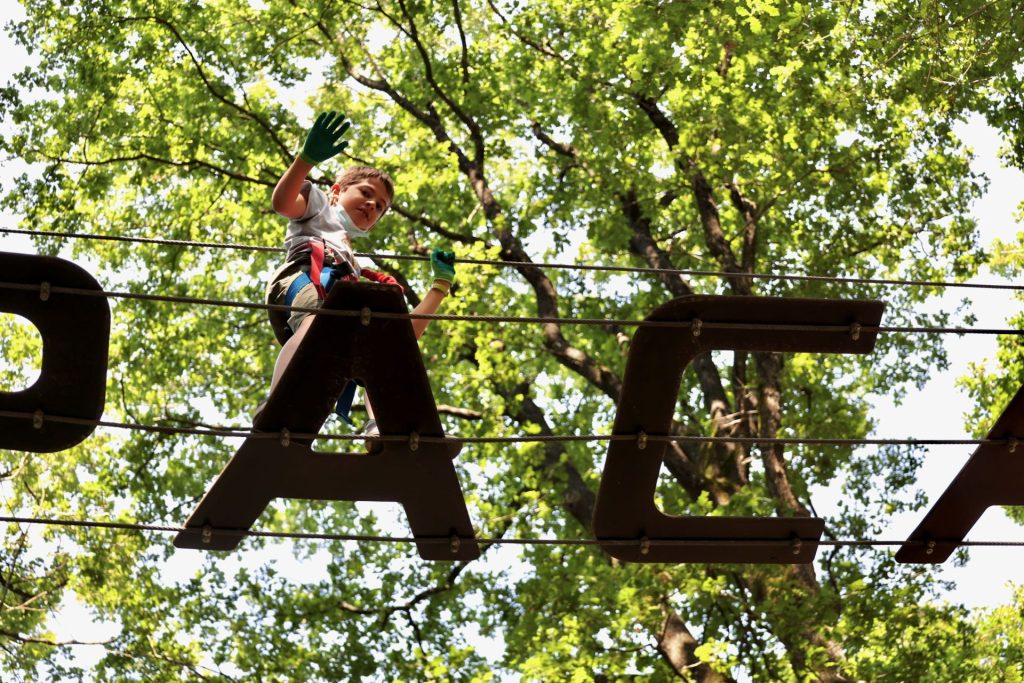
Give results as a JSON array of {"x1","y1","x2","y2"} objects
[
  {"x1": 0, "y1": 408, "x2": 1014, "y2": 448},
  {"x1": 0, "y1": 279, "x2": 1020, "y2": 336},
  {"x1": 4, "y1": 226, "x2": 1023, "y2": 293},
  {"x1": 2, "y1": 515, "x2": 1022, "y2": 549}
]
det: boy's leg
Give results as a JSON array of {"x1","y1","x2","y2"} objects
[
  {"x1": 358, "y1": 391, "x2": 381, "y2": 453},
  {"x1": 268, "y1": 277, "x2": 320, "y2": 396},
  {"x1": 269, "y1": 313, "x2": 315, "y2": 394},
  {"x1": 360, "y1": 391, "x2": 379, "y2": 438}
]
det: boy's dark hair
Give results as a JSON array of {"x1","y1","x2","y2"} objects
[{"x1": 335, "y1": 166, "x2": 395, "y2": 211}]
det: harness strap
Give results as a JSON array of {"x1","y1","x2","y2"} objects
[
  {"x1": 308, "y1": 240, "x2": 327, "y2": 300},
  {"x1": 283, "y1": 241, "x2": 358, "y2": 307},
  {"x1": 284, "y1": 272, "x2": 309, "y2": 307}
]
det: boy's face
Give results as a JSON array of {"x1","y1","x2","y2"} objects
[{"x1": 330, "y1": 178, "x2": 390, "y2": 232}]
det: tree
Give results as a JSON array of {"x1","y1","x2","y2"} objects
[{"x1": 1, "y1": 0, "x2": 1022, "y2": 680}]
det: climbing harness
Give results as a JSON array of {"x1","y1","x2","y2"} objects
[
  {"x1": 283, "y1": 240, "x2": 358, "y2": 307},
  {"x1": 279, "y1": 239, "x2": 400, "y2": 426}
]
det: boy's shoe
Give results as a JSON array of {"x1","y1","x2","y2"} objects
[{"x1": 358, "y1": 419, "x2": 383, "y2": 454}]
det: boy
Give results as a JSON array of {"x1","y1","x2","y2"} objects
[{"x1": 263, "y1": 111, "x2": 456, "y2": 438}]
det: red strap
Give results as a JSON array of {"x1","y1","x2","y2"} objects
[
  {"x1": 308, "y1": 240, "x2": 327, "y2": 300},
  {"x1": 360, "y1": 267, "x2": 403, "y2": 292}
]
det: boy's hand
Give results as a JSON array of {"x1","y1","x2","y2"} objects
[
  {"x1": 298, "y1": 111, "x2": 351, "y2": 165},
  {"x1": 431, "y1": 248, "x2": 457, "y2": 284}
]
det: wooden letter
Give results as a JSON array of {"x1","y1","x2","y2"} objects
[
  {"x1": 0, "y1": 252, "x2": 109, "y2": 452},
  {"x1": 174, "y1": 281, "x2": 479, "y2": 561},
  {"x1": 897, "y1": 384, "x2": 1024, "y2": 563},
  {"x1": 593, "y1": 295, "x2": 884, "y2": 563}
]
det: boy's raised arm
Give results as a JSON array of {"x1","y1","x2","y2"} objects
[
  {"x1": 271, "y1": 111, "x2": 351, "y2": 219},
  {"x1": 271, "y1": 157, "x2": 313, "y2": 219}
]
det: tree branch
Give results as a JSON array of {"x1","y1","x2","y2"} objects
[
  {"x1": 727, "y1": 181, "x2": 758, "y2": 276},
  {"x1": 506, "y1": 383, "x2": 596, "y2": 527},
  {"x1": 483, "y1": 0, "x2": 621, "y2": 92},
  {"x1": 731, "y1": 352, "x2": 754, "y2": 485},
  {"x1": 691, "y1": 171, "x2": 747, "y2": 294},
  {"x1": 395, "y1": 0, "x2": 486, "y2": 167},
  {"x1": 485, "y1": 0, "x2": 569, "y2": 65},
  {"x1": 635, "y1": 94, "x2": 680, "y2": 149},
  {"x1": 115, "y1": 14, "x2": 293, "y2": 164},
  {"x1": 0, "y1": 454, "x2": 29, "y2": 483},
  {"x1": 630, "y1": 100, "x2": 847, "y2": 679},
  {"x1": 657, "y1": 599, "x2": 733, "y2": 682},
  {"x1": 390, "y1": 202, "x2": 481, "y2": 244},
  {"x1": 0, "y1": 529, "x2": 33, "y2": 609},
  {"x1": 0, "y1": 570, "x2": 34, "y2": 604},
  {"x1": 632, "y1": 93, "x2": 750, "y2": 295},
  {"x1": 531, "y1": 121, "x2": 580, "y2": 159},
  {"x1": 37, "y1": 151, "x2": 272, "y2": 186},
  {"x1": 307, "y1": 11, "x2": 480, "y2": 180},
  {"x1": 451, "y1": 0, "x2": 471, "y2": 84},
  {"x1": 0, "y1": 629, "x2": 111, "y2": 647},
  {"x1": 339, "y1": 560, "x2": 474, "y2": 630},
  {"x1": 752, "y1": 351, "x2": 809, "y2": 518}
]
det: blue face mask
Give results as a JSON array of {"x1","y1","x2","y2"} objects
[{"x1": 333, "y1": 204, "x2": 370, "y2": 239}]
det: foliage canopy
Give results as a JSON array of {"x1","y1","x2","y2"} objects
[{"x1": 1, "y1": 0, "x2": 1023, "y2": 680}]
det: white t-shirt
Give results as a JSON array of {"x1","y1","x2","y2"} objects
[{"x1": 283, "y1": 180, "x2": 360, "y2": 272}]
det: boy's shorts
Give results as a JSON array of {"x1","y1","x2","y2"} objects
[{"x1": 265, "y1": 259, "x2": 322, "y2": 345}]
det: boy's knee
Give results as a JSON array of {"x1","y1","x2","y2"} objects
[{"x1": 286, "y1": 283, "x2": 321, "y2": 334}]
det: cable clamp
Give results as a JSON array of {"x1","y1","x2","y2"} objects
[
  {"x1": 449, "y1": 533, "x2": 461, "y2": 554},
  {"x1": 790, "y1": 533, "x2": 802, "y2": 556},
  {"x1": 849, "y1": 322, "x2": 862, "y2": 341},
  {"x1": 32, "y1": 410, "x2": 44, "y2": 430},
  {"x1": 409, "y1": 431, "x2": 419, "y2": 451},
  {"x1": 690, "y1": 318, "x2": 703, "y2": 338},
  {"x1": 637, "y1": 431, "x2": 648, "y2": 450},
  {"x1": 1009, "y1": 437, "x2": 1019, "y2": 453},
  {"x1": 639, "y1": 536, "x2": 651, "y2": 556},
  {"x1": 39, "y1": 281, "x2": 51, "y2": 302},
  {"x1": 280, "y1": 428, "x2": 291, "y2": 448},
  {"x1": 202, "y1": 524, "x2": 213, "y2": 545},
  {"x1": 360, "y1": 307, "x2": 372, "y2": 326}
]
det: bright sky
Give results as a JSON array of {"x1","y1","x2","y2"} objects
[
  {"x1": 1, "y1": 0, "x2": 1022, "y2": 673},
  {"x1": 828, "y1": 115, "x2": 1024, "y2": 608}
]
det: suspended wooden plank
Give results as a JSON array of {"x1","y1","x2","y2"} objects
[
  {"x1": 0, "y1": 252, "x2": 109, "y2": 452},
  {"x1": 593, "y1": 295, "x2": 885, "y2": 563},
  {"x1": 174, "y1": 281, "x2": 479, "y2": 561},
  {"x1": 897, "y1": 384, "x2": 1024, "y2": 563}
]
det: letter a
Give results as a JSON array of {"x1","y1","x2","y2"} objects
[{"x1": 174, "y1": 281, "x2": 479, "y2": 561}]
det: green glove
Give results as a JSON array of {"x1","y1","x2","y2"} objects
[
  {"x1": 431, "y1": 248, "x2": 456, "y2": 284},
  {"x1": 298, "y1": 111, "x2": 350, "y2": 165}
]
